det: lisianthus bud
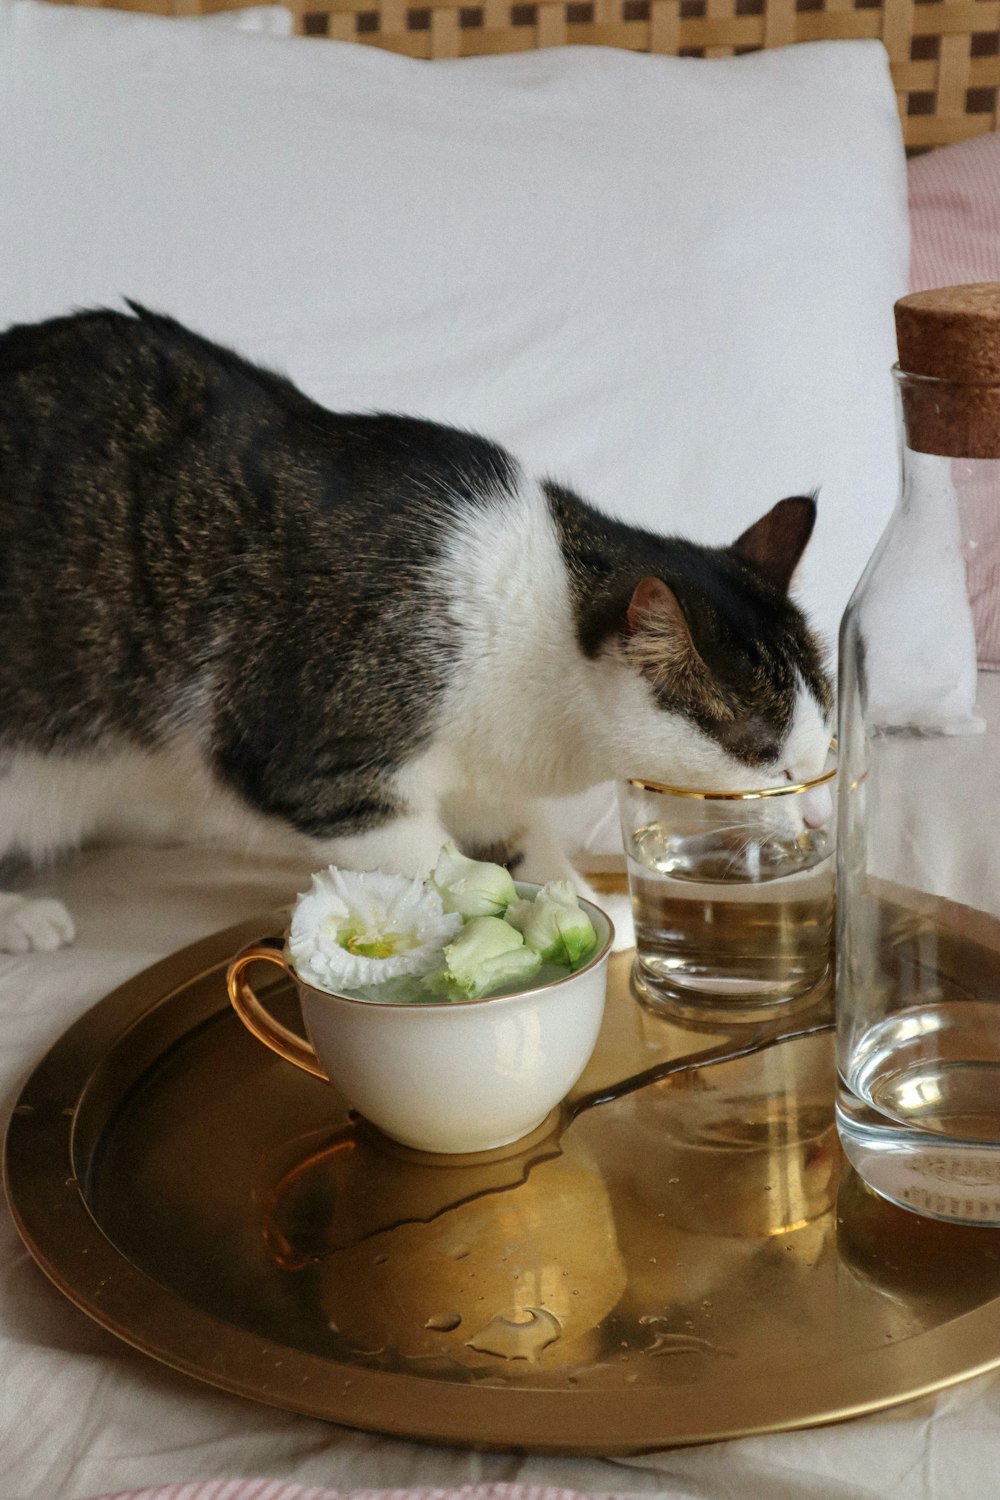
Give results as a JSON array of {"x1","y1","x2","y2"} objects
[
  {"x1": 431, "y1": 914, "x2": 542, "y2": 1000},
  {"x1": 518, "y1": 880, "x2": 598, "y2": 969},
  {"x1": 430, "y1": 841, "x2": 518, "y2": 919},
  {"x1": 504, "y1": 897, "x2": 534, "y2": 934}
]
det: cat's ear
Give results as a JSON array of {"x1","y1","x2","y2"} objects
[
  {"x1": 626, "y1": 577, "x2": 718, "y2": 703},
  {"x1": 626, "y1": 576, "x2": 692, "y2": 641},
  {"x1": 732, "y1": 495, "x2": 816, "y2": 593}
]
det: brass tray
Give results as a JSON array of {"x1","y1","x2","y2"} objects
[{"x1": 5, "y1": 898, "x2": 1000, "y2": 1455}]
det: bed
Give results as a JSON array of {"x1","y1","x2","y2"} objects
[{"x1": 2, "y1": 4, "x2": 999, "y2": 1498}]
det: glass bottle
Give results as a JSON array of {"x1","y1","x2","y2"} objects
[{"x1": 836, "y1": 283, "x2": 1000, "y2": 1226}]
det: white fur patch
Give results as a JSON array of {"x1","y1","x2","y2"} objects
[
  {"x1": 0, "y1": 739, "x2": 297, "y2": 866},
  {"x1": 433, "y1": 475, "x2": 609, "y2": 796}
]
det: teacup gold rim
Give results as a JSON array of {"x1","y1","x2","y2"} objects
[
  {"x1": 285, "y1": 885, "x2": 615, "y2": 1012},
  {"x1": 626, "y1": 761, "x2": 837, "y2": 801}
]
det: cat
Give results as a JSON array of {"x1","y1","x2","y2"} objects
[{"x1": 0, "y1": 304, "x2": 833, "y2": 954}]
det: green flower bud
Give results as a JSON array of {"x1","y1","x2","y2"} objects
[
  {"x1": 504, "y1": 897, "x2": 534, "y2": 934},
  {"x1": 430, "y1": 841, "x2": 518, "y2": 919},
  {"x1": 432, "y1": 914, "x2": 541, "y2": 1000},
  {"x1": 519, "y1": 881, "x2": 598, "y2": 969}
]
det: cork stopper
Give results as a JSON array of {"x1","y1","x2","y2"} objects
[{"x1": 894, "y1": 283, "x2": 1000, "y2": 459}]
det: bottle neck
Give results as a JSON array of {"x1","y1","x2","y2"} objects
[{"x1": 895, "y1": 366, "x2": 1000, "y2": 462}]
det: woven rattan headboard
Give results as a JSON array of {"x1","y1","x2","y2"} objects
[{"x1": 64, "y1": 0, "x2": 999, "y2": 151}]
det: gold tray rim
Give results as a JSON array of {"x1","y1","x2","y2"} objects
[{"x1": 5, "y1": 912, "x2": 1000, "y2": 1456}]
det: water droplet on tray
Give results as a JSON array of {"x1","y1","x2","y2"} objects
[
  {"x1": 424, "y1": 1312, "x2": 462, "y2": 1332},
  {"x1": 466, "y1": 1306, "x2": 562, "y2": 1363},
  {"x1": 638, "y1": 1315, "x2": 732, "y2": 1358}
]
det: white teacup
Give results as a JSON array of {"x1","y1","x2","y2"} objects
[{"x1": 226, "y1": 886, "x2": 613, "y2": 1155}]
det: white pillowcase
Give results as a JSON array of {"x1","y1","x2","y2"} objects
[{"x1": 0, "y1": 8, "x2": 908, "y2": 856}]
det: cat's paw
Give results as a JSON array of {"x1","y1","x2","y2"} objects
[
  {"x1": 0, "y1": 895, "x2": 76, "y2": 954},
  {"x1": 590, "y1": 890, "x2": 635, "y2": 952}
]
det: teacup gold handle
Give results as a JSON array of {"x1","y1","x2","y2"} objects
[{"x1": 226, "y1": 937, "x2": 328, "y2": 1081}]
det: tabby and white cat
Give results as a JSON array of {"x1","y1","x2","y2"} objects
[{"x1": 0, "y1": 305, "x2": 833, "y2": 953}]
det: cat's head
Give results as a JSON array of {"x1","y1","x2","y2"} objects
[{"x1": 601, "y1": 497, "x2": 833, "y2": 804}]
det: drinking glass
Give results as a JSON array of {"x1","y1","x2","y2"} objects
[{"x1": 618, "y1": 759, "x2": 836, "y2": 1025}]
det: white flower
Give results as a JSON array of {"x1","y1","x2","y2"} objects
[
  {"x1": 431, "y1": 915, "x2": 542, "y2": 1001},
  {"x1": 288, "y1": 866, "x2": 462, "y2": 995},
  {"x1": 515, "y1": 880, "x2": 598, "y2": 969},
  {"x1": 430, "y1": 841, "x2": 518, "y2": 919}
]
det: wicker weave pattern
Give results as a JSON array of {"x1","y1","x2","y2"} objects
[{"x1": 66, "y1": 0, "x2": 1000, "y2": 149}]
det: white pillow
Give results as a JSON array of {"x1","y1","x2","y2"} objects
[{"x1": 0, "y1": 9, "x2": 908, "y2": 857}]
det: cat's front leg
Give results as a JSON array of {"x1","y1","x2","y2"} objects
[{"x1": 310, "y1": 810, "x2": 453, "y2": 882}]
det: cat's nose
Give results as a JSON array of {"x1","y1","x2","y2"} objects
[
  {"x1": 781, "y1": 769, "x2": 832, "y2": 830},
  {"x1": 801, "y1": 784, "x2": 833, "y2": 831}
]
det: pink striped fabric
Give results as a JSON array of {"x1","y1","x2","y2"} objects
[
  {"x1": 908, "y1": 132, "x2": 1000, "y2": 667},
  {"x1": 88, "y1": 1484, "x2": 627, "y2": 1500},
  {"x1": 909, "y1": 132, "x2": 1000, "y2": 294}
]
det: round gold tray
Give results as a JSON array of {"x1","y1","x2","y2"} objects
[{"x1": 5, "y1": 900, "x2": 1000, "y2": 1454}]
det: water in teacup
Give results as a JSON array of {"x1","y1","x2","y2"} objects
[{"x1": 343, "y1": 959, "x2": 577, "y2": 1006}]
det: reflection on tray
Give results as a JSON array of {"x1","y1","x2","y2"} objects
[
  {"x1": 264, "y1": 1113, "x2": 627, "y2": 1371},
  {"x1": 11, "y1": 892, "x2": 992, "y2": 1443},
  {"x1": 257, "y1": 982, "x2": 839, "y2": 1382}
]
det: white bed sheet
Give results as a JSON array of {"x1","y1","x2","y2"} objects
[{"x1": 1, "y1": 841, "x2": 998, "y2": 1500}]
